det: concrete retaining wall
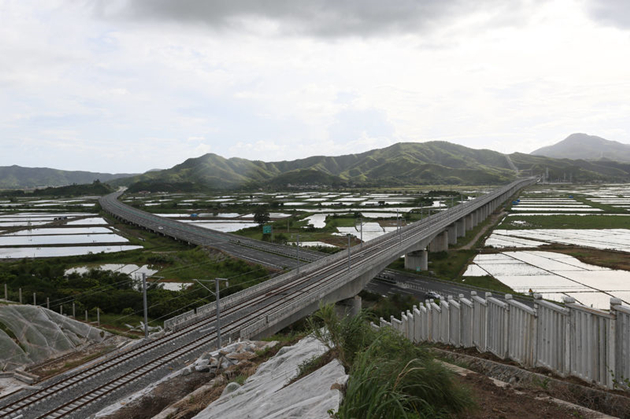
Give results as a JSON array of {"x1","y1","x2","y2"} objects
[{"x1": 376, "y1": 292, "x2": 630, "y2": 390}]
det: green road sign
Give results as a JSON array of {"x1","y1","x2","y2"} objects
[{"x1": 263, "y1": 225, "x2": 272, "y2": 234}]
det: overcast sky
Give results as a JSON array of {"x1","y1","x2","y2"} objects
[{"x1": 2, "y1": 0, "x2": 630, "y2": 173}]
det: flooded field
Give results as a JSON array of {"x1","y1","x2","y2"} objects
[
  {"x1": 64, "y1": 264, "x2": 191, "y2": 291},
  {"x1": 464, "y1": 251, "x2": 630, "y2": 308},
  {"x1": 466, "y1": 184, "x2": 630, "y2": 309},
  {"x1": 0, "y1": 197, "x2": 137, "y2": 258},
  {"x1": 486, "y1": 229, "x2": 630, "y2": 251}
]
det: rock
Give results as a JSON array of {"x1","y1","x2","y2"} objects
[
  {"x1": 181, "y1": 366, "x2": 194, "y2": 376},
  {"x1": 222, "y1": 382, "x2": 241, "y2": 396},
  {"x1": 211, "y1": 375, "x2": 226, "y2": 387},
  {"x1": 195, "y1": 359, "x2": 210, "y2": 372}
]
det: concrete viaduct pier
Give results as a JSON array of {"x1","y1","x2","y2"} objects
[{"x1": 404, "y1": 184, "x2": 514, "y2": 272}]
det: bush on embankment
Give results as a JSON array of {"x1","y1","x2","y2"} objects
[{"x1": 308, "y1": 304, "x2": 475, "y2": 418}]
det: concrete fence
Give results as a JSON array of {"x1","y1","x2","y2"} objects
[{"x1": 373, "y1": 292, "x2": 630, "y2": 390}]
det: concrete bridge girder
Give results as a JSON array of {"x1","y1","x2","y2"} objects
[{"x1": 251, "y1": 252, "x2": 399, "y2": 339}]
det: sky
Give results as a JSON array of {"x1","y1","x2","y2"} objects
[{"x1": 1, "y1": 0, "x2": 630, "y2": 173}]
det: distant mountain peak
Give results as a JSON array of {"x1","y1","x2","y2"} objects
[{"x1": 531, "y1": 133, "x2": 630, "y2": 162}]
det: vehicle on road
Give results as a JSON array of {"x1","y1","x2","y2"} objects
[{"x1": 426, "y1": 291, "x2": 442, "y2": 300}]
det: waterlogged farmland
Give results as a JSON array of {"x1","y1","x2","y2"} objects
[
  {"x1": 121, "y1": 188, "x2": 480, "y2": 247},
  {"x1": 0, "y1": 196, "x2": 141, "y2": 258},
  {"x1": 466, "y1": 184, "x2": 630, "y2": 308}
]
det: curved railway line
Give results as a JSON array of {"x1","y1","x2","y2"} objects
[{"x1": 0, "y1": 178, "x2": 535, "y2": 418}]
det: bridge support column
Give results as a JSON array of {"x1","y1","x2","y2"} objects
[
  {"x1": 466, "y1": 214, "x2": 475, "y2": 230},
  {"x1": 456, "y1": 219, "x2": 466, "y2": 237},
  {"x1": 447, "y1": 224, "x2": 457, "y2": 245},
  {"x1": 429, "y1": 231, "x2": 449, "y2": 252},
  {"x1": 335, "y1": 295, "x2": 362, "y2": 318},
  {"x1": 405, "y1": 249, "x2": 428, "y2": 271}
]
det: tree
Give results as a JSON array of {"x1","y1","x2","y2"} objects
[{"x1": 254, "y1": 206, "x2": 270, "y2": 226}]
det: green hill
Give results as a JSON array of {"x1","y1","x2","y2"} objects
[
  {"x1": 509, "y1": 152, "x2": 630, "y2": 182},
  {"x1": 0, "y1": 165, "x2": 136, "y2": 189},
  {"x1": 113, "y1": 141, "x2": 518, "y2": 190},
  {"x1": 109, "y1": 140, "x2": 630, "y2": 192}
]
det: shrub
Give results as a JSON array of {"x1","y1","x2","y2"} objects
[{"x1": 309, "y1": 304, "x2": 474, "y2": 418}]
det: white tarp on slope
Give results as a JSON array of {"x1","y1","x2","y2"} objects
[
  {"x1": 194, "y1": 336, "x2": 347, "y2": 419},
  {"x1": 0, "y1": 305, "x2": 106, "y2": 370}
]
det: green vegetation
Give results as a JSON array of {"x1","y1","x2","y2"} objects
[
  {"x1": 359, "y1": 290, "x2": 419, "y2": 320},
  {"x1": 460, "y1": 275, "x2": 515, "y2": 294},
  {"x1": 510, "y1": 152, "x2": 630, "y2": 182},
  {"x1": 1, "y1": 181, "x2": 114, "y2": 198},
  {"x1": 113, "y1": 141, "x2": 519, "y2": 191},
  {"x1": 0, "y1": 246, "x2": 271, "y2": 330},
  {"x1": 0, "y1": 165, "x2": 134, "y2": 190},
  {"x1": 308, "y1": 304, "x2": 474, "y2": 418},
  {"x1": 427, "y1": 250, "x2": 476, "y2": 280}
]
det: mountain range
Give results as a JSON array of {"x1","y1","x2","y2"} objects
[
  {"x1": 4, "y1": 134, "x2": 630, "y2": 191},
  {"x1": 0, "y1": 165, "x2": 136, "y2": 190},
  {"x1": 115, "y1": 142, "x2": 518, "y2": 191},
  {"x1": 531, "y1": 133, "x2": 630, "y2": 162}
]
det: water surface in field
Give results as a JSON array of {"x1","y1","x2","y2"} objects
[
  {"x1": 0, "y1": 245, "x2": 142, "y2": 259},
  {"x1": 465, "y1": 251, "x2": 629, "y2": 308},
  {"x1": 485, "y1": 229, "x2": 630, "y2": 252}
]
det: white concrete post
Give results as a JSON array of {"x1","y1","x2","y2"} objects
[
  {"x1": 611, "y1": 298, "x2": 630, "y2": 390},
  {"x1": 535, "y1": 294, "x2": 570, "y2": 376}
]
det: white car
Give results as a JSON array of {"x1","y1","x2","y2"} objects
[{"x1": 426, "y1": 291, "x2": 441, "y2": 300}]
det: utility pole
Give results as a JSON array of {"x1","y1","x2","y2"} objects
[
  {"x1": 215, "y1": 278, "x2": 224, "y2": 350},
  {"x1": 296, "y1": 234, "x2": 300, "y2": 274},
  {"x1": 142, "y1": 273, "x2": 148, "y2": 339},
  {"x1": 360, "y1": 217, "x2": 364, "y2": 248},
  {"x1": 194, "y1": 278, "x2": 229, "y2": 350},
  {"x1": 347, "y1": 234, "x2": 351, "y2": 271}
]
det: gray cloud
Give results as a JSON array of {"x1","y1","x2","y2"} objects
[
  {"x1": 95, "y1": 0, "x2": 532, "y2": 37},
  {"x1": 586, "y1": 0, "x2": 630, "y2": 29}
]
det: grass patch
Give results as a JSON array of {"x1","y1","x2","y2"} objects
[
  {"x1": 547, "y1": 246, "x2": 630, "y2": 271},
  {"x1": 230, "y1": 374, "x2": 248, "y2": 386},
  {"x1": 427, "y1": 250, "x2": 477, "y2": 280},
  {"x1": 460, "y1": 275, "x2": 515, "y2": 294},
  {"x1": 387, "y1": 250, "x2": 478, "y2": 281}
]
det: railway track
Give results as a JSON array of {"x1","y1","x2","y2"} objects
[
  {"x1": 0, "y1": 178, "x2": 535, "y2": 418},
  {"x1": 0, "y1": 210, "x2": 412, "y2": 418}
]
